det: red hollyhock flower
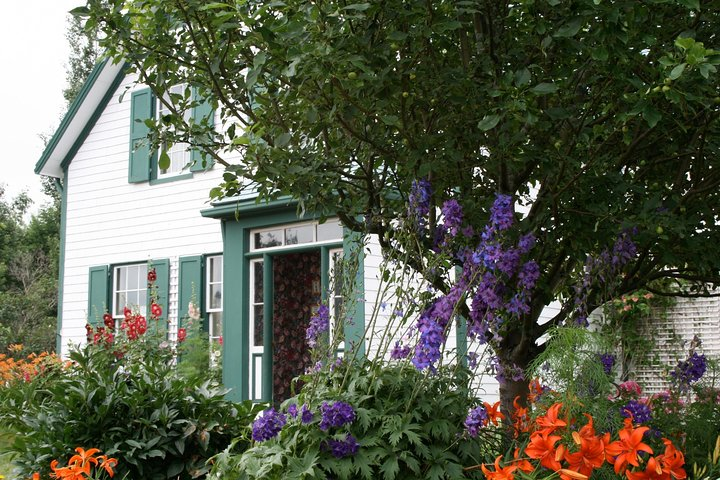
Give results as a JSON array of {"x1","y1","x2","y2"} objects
[
  {"x1": 178, "y1": 328, "x2": 187, "y2": 342},
  {"x1": 147, "y1": 269, "x2": 157, "y2": 283},
  {"x1": 136, "y1": 316, "x2": 147, "y2": 335},
  {"x1": 151, "y1": 303, "x2": 163, "y2": 319},
  {"x1": 103, "y1": 313, "x2": 114, "y2": 329},
  {"x1": 123, "y1": 307, "x2": 132, "y2": 319}
]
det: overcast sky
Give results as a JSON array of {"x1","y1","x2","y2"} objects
[{"x1": 0, "y1": 1, "x2": 80, "y2": 213}]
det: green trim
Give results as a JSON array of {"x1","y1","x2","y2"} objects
[
  {"x1": 245, "y1": 241, "x2": 342, "y2": 259},
  {"x1": 222, "y1": 222, "x2": 249, "y2": 401},
  {"x1": 88, "y1": 265, "x2": 110, "y2": 325},
  {"x1": 262, "y1": 254, "x2": 274, "y2": 402},
  {"x1": 320, "y1": 246, "x2": 330, "y2": 302},
  {"x1": 56, "y1": 168, "x2": 69, "y2": 353},
  {"x1": 201, "y1": 196, "x2": 297, "y2": 220},
  {"x1": 149, "y1": 259, "x2": 170, "y2": 322},
  {"x1": 149, "y1": 172, "x2": 193, "y2": 185},
  {"x1": 60, "y1": 65, "x2": 127, "y2": 171},
  {"x1": 129, "y1": 88, "x2": 154, "y2": 183},
  {"x1": 178, "y1": 255, "x2": 204, "y2": 327},
  {"x1": 36, "y1": 59, "x2": 108, "y2": 173},
  {"x1": 456, "y1": 317, "x2": 468, "y2": 366},
  {"x1": 343, "y1": 230, "x2": 366, "y2": 359}
]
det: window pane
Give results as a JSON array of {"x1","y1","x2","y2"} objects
[
  {"x1": 116, "y1": 267, "x2": 126, "y2": 291},
  {"x1": 115, "y1": 292, "x2": 127, "y2": 316},
  {"x1": 253, "y1": 261, "x2": 264, "y2": 303},
  {"x1": 138, "y1": 291, "x2": 147, "y2": 313},
  {"x1": 285, "y1": 225, "x2": 313, "y2": 245},
  {"x1": 317, "y1": 220, "x2": 343, "y2": 241},
  {"x1": 127, "y1": 266, "x2": 140, "y2": 290},
  {"x1": 210, "y1": 257, "x2": 222, "y2": 282},
  {"x1": 210, "y1": 312, "x2": 223, "y2": 338},
  {"x1": 254, "y1": 230, "x2": 283, "y2": 249},
  {"x1": 210, "y1": 284, "x2": 222, "y2": 310},
  {"x1": 253, "y1": 306, "x2": 264, "y2": 346}
]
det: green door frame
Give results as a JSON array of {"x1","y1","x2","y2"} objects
[{"x1": 201, "y1": 197, "x2": 365, "y2": 402}]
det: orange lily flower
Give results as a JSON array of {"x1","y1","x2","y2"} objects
[
  {"x1": 605, "y1": 419, "x2": 654, "y2": 474},
  {"x1": 660, "y1": 439, "x2": 687, "y2": 480},
  {"x1": 535, "y1": 402, "x2": 567, "y2": 435},
  {"x1": 481, "y1": 455, "x2": 518, "y2": 480},
  {"x1": 484, "y1": 401, "x2": 506, "y2": 426},
  {"x1": 525, "y1": 430, "x2": 563, "y2": 471},
  {"x1": 626, "y1": 456, "x2": 670, "y2": 480},
  {"x1": 98, "y1": 455, "x2": 118, "y2": 478},
  {"x1": 528, "y1": 379, "x2": 544, "y2": 404},
  {"x1": 512, "y1": 396, "x2": 530, "y2": 436},
  {"x1": 564, "y1": 432, "x2": 606, "y2": 478},
  {"x1": 512, "y1": 448, "x2": 535, "y2": 473}
]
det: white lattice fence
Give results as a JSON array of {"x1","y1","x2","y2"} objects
[{"x1": 634, "y1": 296, "x2": 720, "y2": 394}]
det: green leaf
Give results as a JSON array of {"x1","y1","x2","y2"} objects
[
  {"x1": 676, "y1": 0, "x2": 700, "y2": 10},
  {"x1": 699, "y1": 63, "x2": 717, "y2": 79},
  {"x1": 380, "y1": 455, "x2": 399, "y2": 480},
  {"x1": 554, "y1": 17, "x2": 583, "y2": 38},
  {"x1": 668, "y1": 63, "x2": 687, "y2": 80},
  {"x1": 642, "y1": 105, "x2": 662, "y2": 128},
  {"x1": 477, "y1": 114, "x2": 501, "y2": 131},
  {"x1": 275, "y1": 132, "x2": 292, "y2": 148},
  {"x1": 157, "y1": 150, "x2": 171, "y2": 171},
  {"x1": 342, "y1": 3, "x2": 371, "y2": 11},
  {"x1": 381, "y1": 115, "x2": 401, "y2": 128},
  {"x1": 531, "y1": 83, "x2": 558, "y2": 95},
  {"x1": 232, "y1": 136, "x2": 250, "y2": 145},
  {"x1": 675, "y1": 37, "x2": 696, "y2": 51},
  {"x1": 515, "y1": 68, "x2": 531, "y2": 87}
]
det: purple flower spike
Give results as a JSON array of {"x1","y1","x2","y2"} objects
[
  {"x1": 252, "y1": 407, "x2": 287, "y2": 442},
  {"x1": 464, "y1": 405, "x2": 488, "y2": 437},
  {"x1": 319, "y1": 401, "x2": 356, "y2": 431}
]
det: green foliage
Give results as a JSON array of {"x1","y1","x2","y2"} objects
[
  {"x1": 211, "y1": 361, "x2": 497, "y2": 479},
  {"x1": 175, "y1": 315, "x2": 222, "y2": 384},
  {"x1": 1, "y1": 335, "x2": 261, "y2": 480}
]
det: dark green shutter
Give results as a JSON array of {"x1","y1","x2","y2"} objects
[
  {"x1": 88, "y1": 266, "x2": 109, "y2": 325},
  {"x1": 129, "y1": 88, "x2": 155, "y2": 183},
  {"x1": 190, "y1": 89, "x2": 215, "y2": 172},
  {"x1": 178, "y1": 255, "x2": 204, "y2": 328},
  {"x1": 149, "y1": 259, "x2": 170, "y2": 321}
]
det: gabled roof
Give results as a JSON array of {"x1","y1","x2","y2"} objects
[{"x1": 34, "y1": 59, "x2": 127, "y2": 178}]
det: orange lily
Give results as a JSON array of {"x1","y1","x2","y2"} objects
[
  {"x1": 481, "y1": 455, "x2": 518, "y2": 480},
  {"x1": 528, "y1": 378, "x2": 544, "y2": 404},
  {"x1": 484, "y1": 401, "x2": 506, "y2": 426},
  {"x1": 626, "y1": 456, "x2": 670, "y2": 480},
  {"x1": 512, "y1": 448, "x2": 535, "y2": 473},
  {"x1": 512, "y1": 396, "x2": 530, "y2": 436},
  {"x1": 605, "y1": 418, "x2": 654, "y2": 474},
  {"x1": 535, "y1": 402, "x2": 567, "y2": 435},
  {"x1": 525, "y1": 430, "x2": 563, "y2": 471},
  {"x1": 659, "y1": 439, "x2": 687, "y2": 480},
  {"x1": 564, "y1": 432, "x2": 606, "y2": 478}
]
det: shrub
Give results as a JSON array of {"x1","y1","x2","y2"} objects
[
  {"x1": 2, "y1": 323, "x2": 261, "y2": 480},
  {"x1": 210, "y1": 360, "x2": 497, "y2": 479}
]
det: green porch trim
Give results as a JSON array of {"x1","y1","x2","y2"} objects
[
  {"x1": 55, "y1": 168, "x2": 69, "y2": 353},
  {"x1": 320, "y1": 246, "x2": 330, "y2": 302},
  {"x1": 343, "y1": 230, "x2": 365, "y2": 359},
  {"x1": 262, "y1": 254, "x2": 274, "y2": 402},
  {"x1": 213, "y1": 198, "x2": 365, "y2": 402},
  {"x1": 455, "y1": 317, "x2": 468, "y2": 367}
]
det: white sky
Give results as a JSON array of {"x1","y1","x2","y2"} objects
[{"x1": 0, "y1": 1, "x2": 80, "y2": 213}]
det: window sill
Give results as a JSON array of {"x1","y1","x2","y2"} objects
[{"x1": 150, "y1": 172, "x2": 193, "y2": 185}]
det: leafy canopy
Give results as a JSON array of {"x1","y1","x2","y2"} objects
[{"x1": 75, "y1": 1, "x2": 719, "y2": 369}]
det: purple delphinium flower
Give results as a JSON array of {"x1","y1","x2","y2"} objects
[
  {"x1": 319, "y1": 401, "x2": 356, "y2": 431},
  {"x1": 517, "y1": 260, "x2": 540, "y2": 291},
  {"x1": 489, "y1": 194, "x2": 514, "y2": 231},
  {"x1": 464, "y1": 405, "x2": 488, "y2": 437},
  {"x1": 620, "y1": 399, "x2": 652, "y2": 424},
  {"x1": 408, "y1": 178, "x2": 432, "y2": 230},
  {"x1": 301, "y1": 404, "x2": 314, "y2": 424},
  {"x1": 441, "y1": 199, "x2": 464, "y2": 237},
  {"x1": 287, "y1": 404, "x2": 298, "y2": 418},
  {"x1": 324, "y1": 434, "x2": 360, "y2": 458},
  {"x1": 467, "y1": 351, "x2": 479, "y2": 369},
  {"x1": 306, "y1": 304, "x2": 330, "y2": 348},
  {"x1": 390, "y1": 340, "x2": 411, "y2": 360},
  {"x1": 252, "y1": 407, "x2": 287, "y2": 442},
  {"x1": 518, "y1": 232, "x2": 536, "y2": 254},
  {"x1": 599, "y1": 353, "x2": 615, "y2": 375},
  {"x1": 671, "y1": 352, "x2": 707, "y2": 387}
]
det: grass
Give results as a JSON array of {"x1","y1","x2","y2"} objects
[{"x1": 0, "y1": 429, "x2": 17, "y2": 480}]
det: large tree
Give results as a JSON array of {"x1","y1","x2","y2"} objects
[{"x1": 75, "y1": 0, "x2": 720, "y2": 412}]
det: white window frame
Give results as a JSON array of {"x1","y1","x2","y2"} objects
[
  {"x1": 112, "y1": 263, "x2": 148, "y2": 320},
  {"x1": 206, "y1": 255, "x2": 223, "y2": 343},
  {"x1": 250, "y1": 218, "x2": 343, "y2": 252},
  {"x1": 156, "y1": 84, "x2": 192, "y2": 179}
]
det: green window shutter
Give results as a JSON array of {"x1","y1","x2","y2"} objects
[
  {"x1": 178, "y1": 255, "x2": 204, "y2": 328},
  {"x1": 149, "y1": 259, "x2": 170, "y2": 321},
  {"x1": 190, "y1": 88, "x2": 215, "y2": 172},
  {"x1": 129, "y1": 88, "x2": 155, "y2": 183},
  {"x1": 87, "y1": 266, "x2": 109, "y2": 325}
]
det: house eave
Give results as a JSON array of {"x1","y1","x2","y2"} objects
[{"x1": 34, "y1": 59, "x2": 127, "y2": 178}]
